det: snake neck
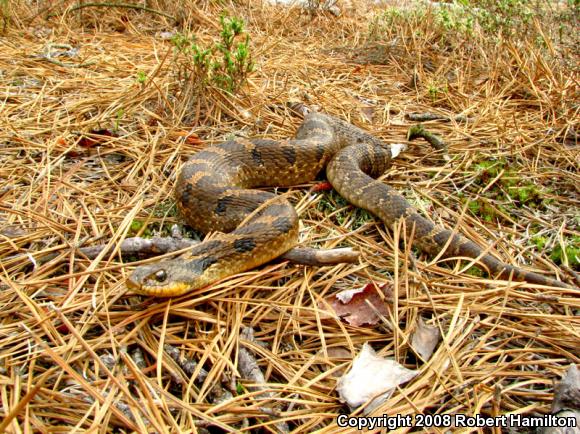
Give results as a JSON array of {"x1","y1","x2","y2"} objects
[{"x1": 296, "y1": 112, "x2": 388, "y2": 156}]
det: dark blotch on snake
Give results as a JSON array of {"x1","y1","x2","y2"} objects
[
  {"x1": 282, "y1": 146, "x2": 297, "y2": 165},
  {"x1": 251, "y1": 147, "x2": 263, "y2": 166},
  {"x1": 272, "y1": 216, "x2": 294, "y2": 234},
  {"x1": 233, "y1": 238, "x2": 257, "y2": 253},
  {"x1": 215, "y1": 196, "x2": 231, "y2": 215},
  {"x1": 198, "y1": 256, "x2": 218, "y2": 271}
]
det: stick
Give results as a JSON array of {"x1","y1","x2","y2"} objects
[
  {"x1": 21, "y1": 236, "x2": 360, "y2": 267},
  {"x1": 406, "y1": 112, "x2": 472, "y2": 123},
  {"x1": 65, "y1": 2, "x2": 175, "y2": 20},
  {"x1": 238, "y1": 328, "x2": 290, "y2": 434},
  {"x1": 407, "y1": 123, "x2": 448, "y2": 152}
]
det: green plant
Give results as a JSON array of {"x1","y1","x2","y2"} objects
[
  {"x1": 148, "y1": 200, "x2": 178, "y2": 219},
  {"x1": 368, "y1": 0, "x2": 568, "y2": 47},
  {"x1": 317, "y1": 190, "x2": 374, "y2": 229},
  {"x1": 435, "y1": 5, "x2": 474, "y2": 34},
  {"x1": 368, "y1": 6, "x2": 427, "y2": 41},
  {"x1": 171, "y1": 15, "x2": 254, "y2": 93},
  {"x1": 464, "y1": 264, "x2": 486, "y2": 277},
  {"x1": 465, "y1": 158, "x2": 554, "y2": 224},
  {"x1": 114, "y1": 108, "x2": 124, "y2": 132},
  {"x1": 129, "y1": 219, "x2": 147, "y2": 237},
  {"x1": 550, "y1": 236, "x2": 580, "y2": 269},
  {"x1": 236, "y1": 382, "x2": 244, "y2": 395},
  {"x1": 532, "y1": 235, "x2": 547, "y2": 250},
  {"x1": 473, "y1": 0, "x2": 535, "y2": 35},
  {"x1": 467, "y1": 200, "x2": 504, "y2": 223},
  {"x1": 136, "y1": 71, "x2": 147, "y2": 84},
  {"x1": 427, "y1": 83, "x2": 447, "y2": 102}
]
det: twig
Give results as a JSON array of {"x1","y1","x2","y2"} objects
[
  {"x1": 20, "y1": 236, "x2": 360, "y2": 267},
  {"x1": 561, "y1": 265, "x2": 580, "y2": 286},
  {"x1": 41, "y1": 43, "x2": 97, "y2": 68},
  {"x1": 65, "y1": 2, "x2": 175, "y2": 21},
  {"x1": 164, "y1": 344, "x2": 233, "y2": 404},
  {"x1": 407, "y1": 123, "x2": 448, "y2": 153},
  {"x1": 406, "y1": 112, "x2": 471, "y2": 123},
  {"x1": 238, "y1": 327, "x2": 290, "y2": 434},
  {"x1": 164, "y1": 344, "x2": 208, "y2": 382},
  {"x1": 280, "y1": 246, "x2": 359, "y2": 265}
]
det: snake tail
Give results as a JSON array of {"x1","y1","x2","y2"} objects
[{"x1": 326, "y1": 142, "x2": 570, "y2": 289}]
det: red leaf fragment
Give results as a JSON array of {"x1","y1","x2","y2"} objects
[
  {"x1": 310, "y1": 181, "x2": 333, "y2": 192},
  {"x1": 55, "y1": 323, "x2": 70, "y2": 334},
  {"x1": 78, "y1": 129, "x2": 116, "y2": 148},
  {"x1": 173, "y1": 130, "x2": 203, "y2": 145},
  {"x1": 319, "y1": 282, "x2": 393, "y2": 327},
  {"x1": 185, "y1": 135, "x2": 203, "y2": 145}
]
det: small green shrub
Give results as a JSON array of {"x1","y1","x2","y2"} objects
[{"x1": 171, "y1": 15, "x2": 254, "y2": 93}]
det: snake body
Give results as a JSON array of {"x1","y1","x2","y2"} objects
[{"x1": 126, "y1": 113, "x2": 569, "y2": 296}]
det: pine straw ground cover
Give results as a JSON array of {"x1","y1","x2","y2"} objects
[{"x1": 0, "y1": 0, "x2": 579, "y2": 432}]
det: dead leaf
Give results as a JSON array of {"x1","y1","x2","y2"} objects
[
  {"x1": 389, "y1": 143, "x2": 407, "y2": 159},
  {"x1": 543, "y1": 365, "x2": 580, "y2": 434},
  {"x1": 173, "y1": 130, "x2": 203, "y2": 145},
  {"x1": 359, "y1": 106, "x2": 375, "y2": 123},
  {"x1": 319, "y1": 282, "x2": 392, "y2": 327},
  {"x1": 337, "y1": 343, "x2": 418, "y2": 410},
  {"x1": 77, "y1": 129, "x2": 115, "y2": 148},
  {"x1": 552, "y1": 365, "x2": 580, "y2": 413},
  {"x1": 327, "y1": 347, "x2": 351, "y2": 359},
  {"x1": 319, "y1": 347, "x2": 352, "y2": 378},
  {"x1": 411, "y1": 317, "x2": 441, "y2": 361},
  {"x1": 0, "y1": 225, "x2": 28, "y2": 238}
]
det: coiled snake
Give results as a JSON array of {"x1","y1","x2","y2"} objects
[{"x1": 126, "y1": 113, "x2": 569, "y2": 296}]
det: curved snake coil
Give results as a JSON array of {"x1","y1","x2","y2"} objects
[{"x1": 126, "y1": 112, "x2": 570, "y2": 296}]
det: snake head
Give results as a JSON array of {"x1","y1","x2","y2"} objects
[{"x1": 126, "y1": 258, "x2": 215, "y2": 297}]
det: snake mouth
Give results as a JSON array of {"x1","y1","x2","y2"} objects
[
  {"x1": 125, "y1": 277, "x2": 193, "y2": 297},
  {"x1": 125, "y1": 278, "x2": 142, "y2": 293}
]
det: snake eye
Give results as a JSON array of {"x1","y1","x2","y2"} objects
[{"x1": 153, "y1": 270, "x2": 167, "y2": 282}]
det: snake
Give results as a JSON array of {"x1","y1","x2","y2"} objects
[{"x1": 126, "y1": 112, "x2": 570, "y2": 296}]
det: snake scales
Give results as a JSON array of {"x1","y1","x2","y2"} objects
[{"x1": 126, "y1": 112, "x2": 569, "y2": 296}]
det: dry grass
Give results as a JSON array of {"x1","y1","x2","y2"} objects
[{"x1": 0, "y1": 0, "x2": 578, "y2": 432}]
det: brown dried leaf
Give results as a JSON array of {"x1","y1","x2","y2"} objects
[
  {"x1": 326, "y1": 347, "x2": 351, "y2": 359},
  {"x1": 319, "y1": 282, "x2": 393, "y2": 327},
  {"x1": 0, "y1": 225, "x2": 29, "y2": 238},
  {"x1": 411, "y1": 317, "x2": 441, "y2": 361}
]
